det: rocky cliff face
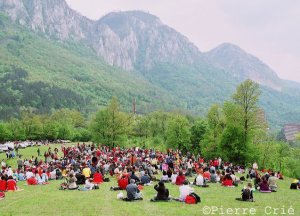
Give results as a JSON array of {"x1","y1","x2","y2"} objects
[
  {"x1": 0, "y1": 0, "x2": 91, "y2": 40},
  {"x1": 205, "y1": 43, "x2": 283, "y2": 90},
  {"x1": 91, "y1": 11, "x2": 202, "y2": 71},
  {"x1": 0, "y1": 1, "x2": 202, "y2": 71},
  {"x1": 0, "y1": 0, "x2": 292, "y2": 91}
]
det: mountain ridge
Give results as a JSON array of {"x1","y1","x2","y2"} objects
[{"x1": 1, "y1": 0, "x2": 300, "y2": 129}]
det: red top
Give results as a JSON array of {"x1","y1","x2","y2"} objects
[
  {"x1": 93, "y1": 172, "x2": 103, "y2": 184},
  {"x1": 222, "y1": 179, "x2": 233, "y2": 186},
  {"x1": 0, "y1": 179, "x2": 7, "y2": 191},
  {"x1": 118, "y1": 177, "x2": 128, "y2": 190},
  {"x1": 27, "y1": 177, "x2": 38, "y2": 185},
  {"x1": 7, "y1": 179, "x2": 17, "y2": 191},
  {"x1": 203, "y1": 171, "x2": 211, "y2": 180},
  {"x1": 175, "y1": 175, "x2": 186, "y2": 185}
]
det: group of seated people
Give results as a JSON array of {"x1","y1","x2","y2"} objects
[
  {"x1": 0, "y1": 175, "x2": 20, "y2": 192},
  {"x1": 60, "y1": 167, "x2": 104, "y2": 191},
  {"x1": 252, "y1": 172, "x2": 279, "y2": 192}
]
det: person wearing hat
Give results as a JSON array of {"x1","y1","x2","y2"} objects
[{"x1": 125, "y1": 179, "x2": 142, "y2": 201}]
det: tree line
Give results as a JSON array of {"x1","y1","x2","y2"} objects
[{"x1": 0, "y1": 79, "x2": 299, "y2": 178}]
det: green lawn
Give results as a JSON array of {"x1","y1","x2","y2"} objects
[{"x1": 0, "y1": 144, "x2": 299, "y2": 216}]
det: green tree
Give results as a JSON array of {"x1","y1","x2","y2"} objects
[
  {"x1": 166, "y1": 114, "x2": 191, "y2": 152},
  {"x1": 232, "y1": 79, "x2": 261, "y2": 146},
  {"x1": 190, "y1": 119, "x2": 208, "y2": 153},
  {"x1": 201, "y1": 104, "x2": 225, "y2": 159},
  {"x1": 0, "y1": 122, "x2": 11, "y2": 142},
  {"x1": 90, "y1": 97, "x2": 130, "y2": 146},
  {"x1": 8, "y1": 118, "x2": 26, "y2": 140},
  {"x1": 43, "y1": 121, "x2": 59, "y2": 141}
]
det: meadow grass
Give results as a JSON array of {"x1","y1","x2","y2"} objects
[{"x1": 0, "y1": 144, "x2": 299, "y2": 216}]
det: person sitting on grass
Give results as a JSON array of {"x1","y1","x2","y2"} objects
[
  {"x1": 171, "y1": 171, "x2": 178, "y2": 184},
  {"x1": 222, "y1": 174, "x2": 233, "y2": 187},
  {"x1": 210, "y1": 170, "x2": 218, "y2": 183},
  {"x1": 79, "y1": 178, "x2": 94, "y2": 191},
  {"x1": 141, "y1": 171, "x2": 151, "y2": 185},
  {"x1": 111, "y1": 174, "x2": 129, "y2": 191},
  {"x1": 259, "y1": 176, "x2": 271, "y2": 192},
  {"x1": 93, "y1": 169, "x2": 103, "y2": 185},
  {"x1": 38, "y1": 170, "x2": 49, "y2": 185},
  {"x1": 18, "y1": 171, "x2": 25, "y2": 181},
  {"x1": 151, "y1": 181, "x2": 170, "y2": 201},
  {"x1": 236, "y1": 183, "x2": 254, "y2": 202},
  {"x1": 130, "y1": 171, "x2": 140, "y2": 184},
  {"x1": 175, "y1": 171, "x2": 186, "y2": 185},
  {"x1": 27, "y1": 176, "x2": 38, "y2": 185},
  {"x1": 6, "y1": 176, "x2": 18, "y2": 191},
  {"x1": 194, "y1": 170, "x2": 209, "y2": 187},
  {"x1": 160, "y1": 171, "x2": 169, "y2": 183},
  {"x1": 268, "y1": 172, "x2": 278, "y2": 192},
  {"x1": 67, "y1": 173, "x2": 78, "y2": 190},
  {"x1": 0, "y1": 176, "x2": 7, "y2": 192},
  {"x1": 203, "y1": 168, "x2": 211, "y2": 182},
  {"x1": 178, "y1": 180, "x2": 194, "y2": 202},
  {"x1": 124, "y1": 179, "x2": 142, "y2": 201}
]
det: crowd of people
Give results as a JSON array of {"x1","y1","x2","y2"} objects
[{"x1": 0, "y1": 143, "x2": 299, "y2": 203}]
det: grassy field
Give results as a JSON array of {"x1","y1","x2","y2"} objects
[{"x1": 0, "y1": 144, "x2": 299, "y2": 216}]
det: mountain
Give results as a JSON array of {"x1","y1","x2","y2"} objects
[
  {"x1": 205, "y1": 43, "x2": 283, "y2": 91},
  {"x1": 0, "y1": 0, "x2": 91, "y2": 40},
  {"x1": 1, "y1": 0, "x2": 300, "y2": 129}
]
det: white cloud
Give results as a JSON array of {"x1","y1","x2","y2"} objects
[{"x1": 65, "y1": 0, "x2": 300, "y2": 82}]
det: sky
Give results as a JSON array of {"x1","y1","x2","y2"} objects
[{"x1": 65, "y1": 0, "x2": 300, "y2": 82}]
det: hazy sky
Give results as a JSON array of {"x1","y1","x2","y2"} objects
[{"x1": 65, "y1": 0, "x2": 300, "y2": 82}]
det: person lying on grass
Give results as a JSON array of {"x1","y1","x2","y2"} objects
[{"x1": 151, "y1": 181, "x2": 170, "y2": 201}]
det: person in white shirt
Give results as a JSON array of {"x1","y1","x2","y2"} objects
[
  {"x1": 171, "y1": 172, "x2": 178, "y2": 184},
  {"x1": 179, "y1": 180, "x2": 194, "y2": 201},
  {"x1": 25, "y1": 170, "x2": 34, "y2": 179},
  {"x1": 195, "y1": 173, "x2": 205, "y2": 186}
]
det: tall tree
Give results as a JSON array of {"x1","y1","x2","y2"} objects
[
  {"x1": 190, "y1": 119, "x2": 208, "y2": 153},
  {"x1": 166, "y1": 114, "x2": 191, "y2": 152},
  {"x1": 232, "y1": 79, "x2": 261, "y2": 146},
  {"x1": 90, "y1": 97, "x2": 130, "y2": 146}
]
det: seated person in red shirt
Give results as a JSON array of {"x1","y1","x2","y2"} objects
[
  {"x1": 110, "y1": 174, "x2": 128, "y2": 191},
  {"x1": 27, "y1": 176, "x2": 38, "y2": 185},
  {"x1": 0, "y1": 176, "x2": 7, "y2": 192},
  {"x1": 175, "y1": 171, "x2": 186, "y2": 185},
  {"x1": 93, "y1": 170, "x2": 104, "y2": 185},
  {"x1": 7, "y1": 176, "x2": 17, "y2": 191},
  {"x1": 203, "y1": 169, "x2": 211, "y2": 182},
  {"x1": 222, "y1": 174, "x2": 233, "y2": 187}
]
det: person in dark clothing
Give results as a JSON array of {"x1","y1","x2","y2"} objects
[
  {"x1": 125, "y1": 179, "x2": 142, "y2": 201},
  {"x1": 130, "y1": 171, "x2": 140, "y2": 183},
  {"x1": 140, "y1": 172, "x2": 151, "y2": 185},
  {"x1": 151, "y1": 181, "x2": 170, "y2": 201}
]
